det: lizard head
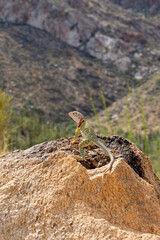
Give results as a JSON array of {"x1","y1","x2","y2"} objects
[{"x1": 68, "y1": 111, "x2": 84, "y2": 124}]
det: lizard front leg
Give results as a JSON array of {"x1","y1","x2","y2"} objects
[
  {"x1": 70, "y1": 139, "x2": 91, "y2": 162},
  {"x1": 71, "y1": 127, "x2": 80, "y2": 144}
]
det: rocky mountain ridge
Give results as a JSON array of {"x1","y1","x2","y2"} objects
[
  {"x1": 0, "y1": 0, "x2": 160, "y2": 75},
  {"x1": 0, "y1": 0, "x2": 160, "y2": 120},
  {"x1": 0, "y1": 23, "x2": 128, "y2": 120}
]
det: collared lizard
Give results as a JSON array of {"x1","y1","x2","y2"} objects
[{"x1": 68, "y1": 111, "x2": 116, "y2": 196}]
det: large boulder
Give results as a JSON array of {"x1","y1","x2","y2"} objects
[{"x1": 0, "y1": 136, "x2": 160, "y2": 239}]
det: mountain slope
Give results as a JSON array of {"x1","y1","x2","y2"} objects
[
  {"x1": 0, "y1": 0, "x2": 160, "y2": 76},
  {"x1": 0, "y1": 23, "x2": 128, "y2": 121},
  {"x1": 109, "y1": 0, "x2": 160, "y2": 16},
  {"x1": 0, "y1": 0, "x2": 160, "y2": 122},
  {"x1": 89, "y1": 74, "x2": 160, "y2": 134}
]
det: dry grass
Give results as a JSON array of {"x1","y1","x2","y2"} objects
[{"x1": 90, "y1": 74, "x2": 160, "y2": 136}]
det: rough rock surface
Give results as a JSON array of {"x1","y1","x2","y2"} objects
[
  {"x1": 110, "y1": 0, "x2": 160, "y2": 16},
  {"x1": 0, "y1": 136, "x2": 160, "y2": 239}
]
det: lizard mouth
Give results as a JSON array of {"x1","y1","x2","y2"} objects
[{"x1": 68, "y1": 112, "x2": 72, "y2": 118}]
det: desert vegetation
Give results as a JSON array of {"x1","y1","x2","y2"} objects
[
  {"x1": 0, "y1": 90, "x2": 12, "y2": 154},
  {"x1": 0, "y1": 88, "x2": 159, "y2": 177},
  {"x1": 90, "y1": 86, "x2": 160, "y2": 177}
]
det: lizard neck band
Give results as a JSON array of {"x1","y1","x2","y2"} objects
[{"x1": 78, "y1": 118, "x2": 85, "y2": 128}]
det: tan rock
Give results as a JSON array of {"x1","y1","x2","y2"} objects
[{"x1": 0, "y1": 136, "x2": 160, "y2": 239}]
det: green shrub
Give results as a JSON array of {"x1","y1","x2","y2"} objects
[
  {"x1": 0, "y1": 90, "x2": 12, "y2": 153},
  {"x1": 89, "y1": 91, "x2": 108, "y2": 135},
  {"x1": 100, "y1": 91, "x2": 114, "y2": 135},
  {"x1": 8, "y1": 110, "x2": 74, "y2": 150},
  {"x1": 126, "y1": 83, "x2": 134, "y2": 142}
]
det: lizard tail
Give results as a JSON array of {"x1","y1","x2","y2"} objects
[
  {"x1": 95, "y1": 139, "x2": 116, "y2": 200},
  {"x1": 95, "y1": 139, "x2": 115, "y2": 171}
]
